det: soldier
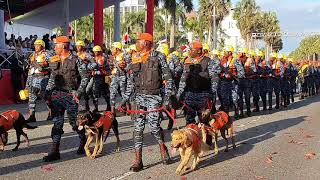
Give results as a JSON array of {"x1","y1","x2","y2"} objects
[
  {"x1": 126, "y1": 33, "x2": 173, "y2": 172},
  {"x1": 254, "y1": 50, "x2": 264, "y2": 111},
  {"x1": 177, "y1": 41, "x2": 221, "y2": 124},
  {"x1": 75, "y1": 40, "x2": 94, "y2": 111},
  {"x1": 88, "y1": 45, "x2": 111, "y2": 112},
  {"x1": 26, "y1": 39, "x2": 51, "y2": 122},
  {"x1": 237, "y1": 48, "x2": 252, "y2": 118},
  {"x1": 219, "y1": 46, "x2": 244, "y2": 115},
  {"x1": 43, "y1": 36, "x2": 89, "y2": 162},
  {"x1": 270, "y1": 53, "x2": 284, "y2": 109},
  {"x1": 280, "y1": 55, "x2": 290, "y2": 107},
  {"x1": 298, "y1": 60, "x2": 309, "y2": 99},
  {"x1": 258, "y1": 52, "x2": 273, "y2": 110},
  {"x1": 287, "y1": 58, "x2": 298, "y2": 103}
]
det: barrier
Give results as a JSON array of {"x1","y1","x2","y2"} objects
[{"x1": 0, "y1": 69, "x2": 15, "y2": 105}]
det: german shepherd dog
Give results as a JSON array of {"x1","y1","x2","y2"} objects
[
  {"x1": 77, "y1": 110, "x2": 120, "y2": 159},
  {"x1": 0, "y1": 110, "x2": 37, "y2": 151}
]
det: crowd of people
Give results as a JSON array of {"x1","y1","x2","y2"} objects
[{"x1": 7, "y1": 32, "x2": 320, "y2": 172}]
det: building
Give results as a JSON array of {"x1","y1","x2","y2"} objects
[
  {"x1": 219, "y1": 10, "x2": 245, "y2": 51},
  {"x1": 107, "y1": 0, "x2": 145, "y2": 16}
]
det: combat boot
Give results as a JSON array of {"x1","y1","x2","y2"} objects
[
  {"x1": 275, "y1": 95, "x2": 280, "y2": 109},
  {"x1": 77, "y1": 138, "x2": 86, "y2": 155},
  {"x1": 159, "y1": 143, "x2": 171, "y2": 165},
  {"x1": 234, "y1": 105, "x2": 240, "y2": 119},
  {"x1": 130, "y1": 148, "x2": 143, "y2": 172},
  {"x1": 27, "y1": 111, "x2": 36, "y2": 122},
  {"x1": 246, "y1": 108, "x2": 251, "y2": 117},
  {"x1": 253, "y1": 102, "x2": 260, "y2": 112},
  {"x1": 262, "y1": 101, "x2": 267, "y2": 111},
  {"x1": 43, "y1": 142, "x2": 60, "y2": 162},
  {"x1": 291, "y1": 94, "x2": 294, "y2": 103},
  {"x1": 239, "y1": 107, "x2": 244, "y2": 118}
]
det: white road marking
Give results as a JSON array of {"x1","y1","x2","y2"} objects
[{"x1": 109, "y1": 171, "x2": 135, "y2": 180}]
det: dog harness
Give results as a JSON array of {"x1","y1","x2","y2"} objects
[
  {"x1": 94, "y1": 111, "x2": 114, "y2": 132},
  {"x1": 209, "y1": 111, "x2": 229, "y2": 131},
  {"x1": 186, "y1": 124, "x2": 202, "y2": 152},
  {"x1": 0, "y1": 110, "x2": 20, "y2": 131}
]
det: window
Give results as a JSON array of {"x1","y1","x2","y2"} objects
[{"x1": 138, "y1": 0, "x2": 144, "y2": 5}]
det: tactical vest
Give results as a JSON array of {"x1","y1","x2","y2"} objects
[
  {"x1": 130, "y1": 52, "x2": 162, "y2": 95},
  {"x1": 0, "y1": 110, "x2": 20, "y2": 131},
  {"x1": 49, "y1": 55, "x2": 78, "y2": 91},
  {"x1": 184, "y1": 56, "x2": 211, "y2": 92}
]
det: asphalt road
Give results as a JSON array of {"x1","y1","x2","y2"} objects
[{"x1": 0, "y1": 96, "x2": 319, "y2": 180}]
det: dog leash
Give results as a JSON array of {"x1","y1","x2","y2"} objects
[{"x1": 118, "y1": 106, "x2": 177, "y2": 125}]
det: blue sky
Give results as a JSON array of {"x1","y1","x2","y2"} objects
[{"x1": 192, "y1": 0, "x2": 320, "y2": 54}]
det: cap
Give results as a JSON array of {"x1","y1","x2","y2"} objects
[{"x1": 137, "y1": 33, "x2": 153, "y2": 42}]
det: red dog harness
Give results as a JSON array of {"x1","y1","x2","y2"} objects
[
  {"x1": 94, "y1": 111, "x2": 114, "y2": 132},
  {"x1": 0, "y1": 110, "x2": 20, "y2": 131},
  {"x1": 209, "y1": 111, "x2": 229, "y2": 130},
  {"x1": 186, "y1": 124, "x2": 202, "y2": 152}
]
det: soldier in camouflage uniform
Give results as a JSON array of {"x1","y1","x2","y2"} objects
[
  {"x1": 288, "y1": 58, "x2": 298, "y2": 102},
  {"x1": 219, "y1": 46, "x2": 244, "y2": 114},
  {"x1": 43, "y1": 36, "x2": 89, "y2": 162},
  {"x1": 280, "y1": 55, "x2": 290, "y2": 107},
  {"x1": 258, "y1": 53, "x2": 273, "y2": 110},
  {"x1": 237, "y1": 48, "x2": 253, "y2": 117},
  {"x1": 177, "y1": 41, "x2": 221, "y2": 124},
  {"x1": 254, "y1": 50, "x2": 264, "y2": 111},
  {"x1": 26, "y1": 39, "x2": 51, "y2": 122},
  {"x1": 75, "y1": 40, "x2": 94, "y2": 111},
  {"x1": 270, "y1": 53, "x2": 284, "y2": 109},
  {"x1": 87, "y1": 45, "x2": 111, "y2": 112},
  {"x1": 125, "y1": 33, "x2": 173, "y2": 172}
]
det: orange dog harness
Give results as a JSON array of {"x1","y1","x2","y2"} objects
[
  {"x1": 209, "y1": 111, "x2": 229, "y2": 131},
  {"x1": 94, "y1": 111, "x2": 114, "y2": 132},
  {"x1": 0, "y1": 110, "x2": 20, "y2": 131},
  {"x1": 186, "y1": 124, "x2": 201, "y2": 152}
]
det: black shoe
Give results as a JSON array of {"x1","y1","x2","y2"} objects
[
  {"x1": 43, "y1": 152, "x2": 60, "y2": 162},
  {"x1": 275, "y1": 105, "x2": 280, "y2": 109},
  {"x1": 268, "y1": 107, "x2": 272, "y2": 111},
  {"x1": 246, "y1": 110, "x2": 251, "y2": 117},
  {"x1": 27, "y1": 114, "x2": 36, "y2": 122}
]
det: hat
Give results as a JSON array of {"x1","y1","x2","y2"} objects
[
  {"x1": 190, "y1": 41, "x2": 202, "y2": 49},
  {"x1": 137, "y1": 33, "x2": 153, "y2": 42},
  {"x1": 112, "y1": 42, "x2": 123, "y2": 50},
  {"x1": 93, "y1": 45, "x2": 102, "y2": 52},
  {"x1": 34, "y1": 39, "x2": 45, "y2": 47},
  {"x1": 55, "y1": 36, "x2": 69, "y2": 43},
  {"x1": 76, "y1": 40, "x2": 85, "y2": 47}
]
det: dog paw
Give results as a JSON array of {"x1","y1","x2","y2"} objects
[{"x1": 90, "y1": 155, "x2": 96, "y2": 159}]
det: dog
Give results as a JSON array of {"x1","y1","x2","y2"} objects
[
  {"x1": 200, "y1": 109, "x2": 236, "y2": 154},
  {"x1": 171, "y1": 123, "x2": 209, "y2": 175},
  {"x1": 77, "y1": 110, "x2": 120, "y2": 159},
  {"x1": 0, "y1": 110, "x2": 37, "y2": 151}
]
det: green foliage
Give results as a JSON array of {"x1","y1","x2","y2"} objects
[{"x1": 289, "y1": 35, "x2": 320, "y2": 60}]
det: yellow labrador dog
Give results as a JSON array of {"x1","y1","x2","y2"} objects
[{"x1": 171, "y1": 124, "x2": 209, "y2": 175}]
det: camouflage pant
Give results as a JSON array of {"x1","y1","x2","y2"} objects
[
  {"x1": 27, "y1": 76, "x2": 49, "y2": 112},
  {"x1": 251, "y1": 79, "x2": 260, "y2": 105},
  {"x1": 86, "y1": 76, "x2": 111, "y2": 110},
  {"x1": 220, "y1": 80, "x2": 233, "y2": 113},
  {"x1": 237, "y1": 78, "x2": 251, "y2": 110},
  {"x1": 133, "y1": 94, "x2": 163, "y2": 149},
  {"x1": 184, "y1": 91, "x2": 210, "y2": 125},
  {"x1": 50, "y1": 90, "x2": 85, "y2": 143}
]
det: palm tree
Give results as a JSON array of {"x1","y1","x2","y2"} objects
[
  {"x1": 155, "y1": 0, "x2": 193, "y2": 48},
  {"x1": 76, "y1": 15, "x2": 94, "y2": 41},
  {"x1": 259, "y1": 11, "x2": 282, "y2": 52},
  {"x1": 233, "y1": 0, "x2": 261, "y2": 48},
  {"x1": 199, "y1": 0, "x2": 231, "y2": 47}
]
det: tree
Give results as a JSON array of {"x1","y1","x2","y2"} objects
[
  {"x1": 258, "y1": 12, "x2": 282, "y2": 51},
  {"x1": 289, "y1": 35, "x2": 320, "y2": 60},
  {"x1": 155, "y1": 0, "x2": 193, "y2": 48},
  {"x1": 199, "y1": 0, "x2": 231, "y2": 48},
  {"x1": 233, "y1": 0, "x2": 261, "y2": 48}
]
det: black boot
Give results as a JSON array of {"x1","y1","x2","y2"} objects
[
  {"x1": 291, "y1": 94, "x2": 294, "y2": 103},
  {"x1": 234, "y1": 105, "x2": 240, "y2": 119},
  {"x1": 246, "y1": 108, "x2": 251, "y2": 117},
  {"x1": 262, "y1": 100, "x2": 267, "y2": 111},
  {"x1": 130, "y1": 149, "x2": 143, "y2": 172},
  {"x1": 43, "y1": 142, "x2": 60, "y2": 162},
  {"x1": 275, "y1": 95, "x2": 280, "y2": 109},
  {"x1": 239, "y1": 107, "x2": 244, "y2": 118},
  {"x1": 27, "y1": 111, "x2": 36, "y2": 122},
  {"x1": 253, "y1": 102, "x2": 260, "y2": 112}
]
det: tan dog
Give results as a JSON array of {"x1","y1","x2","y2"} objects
[
  {"x1": 171, "y1": 124, "x2": 208, "y2": 175},
  {"x1": 77, "y1": 111, "x2": 120, "y2": 159},
  {"x1": 200, "y1": 109, "x2": 236, "y2": 154}
]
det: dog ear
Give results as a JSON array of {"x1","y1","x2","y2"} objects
[{"x1": 182, "y1": 131, "x2": 192, "y2": 148}]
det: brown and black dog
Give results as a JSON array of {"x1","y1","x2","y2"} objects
[
  {"x1": 77, "y1": 110, "x2": 120, "y2": 159},
  {"x1": 200, "y1": 109, "x2": 236, "y2": 154},
  {"x1": 0, "y1": 110, "x2": 37, "y2": 151}
]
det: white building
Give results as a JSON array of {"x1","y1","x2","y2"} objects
[
  {"x1": 107, "y1": 0, "x2": 145, "y2": 16},
  {"x1": 219, "y1": 10, "x2": 245, "y2": 51}
]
